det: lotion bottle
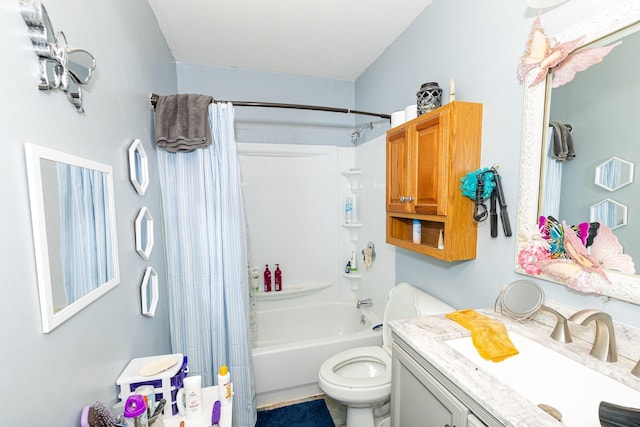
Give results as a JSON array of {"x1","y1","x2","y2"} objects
[
  {"x1": 263, "y1": 265, "x2": 272, "y2": 292},
  {"x1": 345, "y1": 197, "x2": 353, "y2": 224},
  {"x1": 274, "y1": 264, "x2": 282, "y2": 291},
  {"x1": 218, "y1": 365, "x2": 232, "y2": 406},
  {"x1": 349, "y1": 251, "x2": 357, "y2": 272}
]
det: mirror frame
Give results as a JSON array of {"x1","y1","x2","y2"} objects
[
  {"x1": 141, "y1": 267, "x2": 159, "y2": 318},
  {"x1": 516, "y1": 3, "x2": 640, "y2": 305},
  {"x1": 135, "y1": 206, "x2": 154, "y2": 260},
  {"x1": 128, "y1": 139, "x2": 149, "y2": 196},
  {"x1": 25, "y1": 143, "x2": 120, "y2": 332}
]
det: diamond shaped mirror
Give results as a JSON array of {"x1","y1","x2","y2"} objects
[
  {"x1": 134, "y1": 207, "x2": 154, "y2": 260},
  {"x1": 140, "y1": 267, "x2": 159, "y2": 318},
  {"x1": 128, "y1": 139, "x2": 149, "y2": 196}
]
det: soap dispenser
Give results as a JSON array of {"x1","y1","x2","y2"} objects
[
  {"x1": 274, "y1": 264, "x2": 282, "y2": 291},
  {"x1": 263, "y1": 264, "x2": 272, "y2": 292}
]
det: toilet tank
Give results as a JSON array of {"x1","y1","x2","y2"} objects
[{"x1": 382, "y1": 282, "x2": 454, "y2": 351}]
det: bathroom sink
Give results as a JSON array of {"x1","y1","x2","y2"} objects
[{"x1": 446, "y1": 331, "x2": 640, "y2": 426}]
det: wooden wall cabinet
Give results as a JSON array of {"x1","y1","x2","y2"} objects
[{"x1": 386, "y1": 101, "x2": 482, "y2": 261}]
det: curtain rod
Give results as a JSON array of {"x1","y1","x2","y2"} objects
[{"x1": 149, "y1": 93, "x2": 391, "y2": 120}]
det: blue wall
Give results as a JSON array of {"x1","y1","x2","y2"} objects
[
  {"x1": 1, "y1": 0, "x2": 176, "y2": 424},
  {"x1": 355, "y1": 0, "x2": 640, "y2": 327}
]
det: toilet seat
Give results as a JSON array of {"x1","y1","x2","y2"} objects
[{"x1": 319, "y1": 346, "x2": 391, "y2": 389}]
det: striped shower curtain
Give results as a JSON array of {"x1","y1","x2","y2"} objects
[{"x1": 158, "y1": 102, "x2": 256, "y2": 426}]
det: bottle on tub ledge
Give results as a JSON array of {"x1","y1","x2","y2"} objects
[
  {"x1": 263, "y1": 264, "x2": 272, "y2": 292},
  {"x1": 274, "y1": 264, "x2": 282, "y2": 291}
]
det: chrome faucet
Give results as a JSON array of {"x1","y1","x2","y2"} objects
[
  {"x1": 540, "y1": 305, "x2": 572, "y2": 343},
  {"x1": 568, "y1": 309, "x2": 618, "y2": 362},
  {"x1": 357, "y1": 298, "x2": 373, "y2": 309}
]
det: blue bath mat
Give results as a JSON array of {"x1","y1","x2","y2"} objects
[{"x1": 256, "y1": 399, "x2": 335, "y2": 427}]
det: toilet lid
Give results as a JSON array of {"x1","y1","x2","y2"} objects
[
  {"x1": 382, "y1": 283, "x2": 419, "y2": 351},
  {"x1": 320, "y1": 346, "x2": 391, "y2": 388}
]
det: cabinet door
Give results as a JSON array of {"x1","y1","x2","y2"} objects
[
  {"x1": 413, "y1": 110, "x2": 449, "y2": 215},
  {"x1": 392, "y1": 345, "x2": 468, "y2": 427},
  {"x1": 386, "y1": 127, "x2": 412, "y2": 213}
]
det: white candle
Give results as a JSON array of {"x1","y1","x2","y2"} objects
[{"x1": 449, "y1": 79, "x2": 456, "y2": 102}]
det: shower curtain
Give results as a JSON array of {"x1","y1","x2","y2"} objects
[{"x1": 158, "y1": 103, "x2": 256, "y2": 426}]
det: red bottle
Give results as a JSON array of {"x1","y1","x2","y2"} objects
[
  {"x1": 263, "y1": 265, "x2": 272, "y2": 292},
  {"x1": 274, "y1": 264, "x2": 282, "y2": 291}
]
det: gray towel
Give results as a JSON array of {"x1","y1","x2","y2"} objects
[
  {"x1": 549, "y1": 121, "x2": 575, "y2": 162},
  {"x1": 155, "y1": 94, "x2": 213, "y2": 152}
]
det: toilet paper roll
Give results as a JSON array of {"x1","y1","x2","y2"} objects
[
  {"x1": 391, "y1": 110, "x2": 405, "y2": 128},
  {"x1": 405, "y1": 104, "x2": 418, "y2": 121}
]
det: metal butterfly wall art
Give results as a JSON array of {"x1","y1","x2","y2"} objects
[
  {"x1": 518, "y1": 15, "x2": 621, "y2": 88},
  {"x1": 20, "y1": 0, "x2": 96, "y2": 113}
]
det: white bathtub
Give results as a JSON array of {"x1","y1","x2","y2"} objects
[{"x1": 252, "y1": 301, "x2": 383, "y2": 407}]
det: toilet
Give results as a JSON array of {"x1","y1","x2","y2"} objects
[{"x1": 318, "y1": 282, "x2": 454, "y2": 427}]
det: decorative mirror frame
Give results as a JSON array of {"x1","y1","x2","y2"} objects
[
  {"x1": 135, "y1": 207, "x2": 154, "y2": 260},
  {"x1": 25, "y1": 143, "x2": 120, "y2": 332},
  {"x1": 516, "y1": 2, "x2": 640, "y2": 305},
  {"x1": 141, "y1": 267, "x2": 159, "y2": 318},
  {"x1": 128, "y1": 139, "x2": 149, "y2": 196}
]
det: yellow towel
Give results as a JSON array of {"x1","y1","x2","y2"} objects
[{"x1": 446, "y1": 309, "x2": 519, "y2": 362}]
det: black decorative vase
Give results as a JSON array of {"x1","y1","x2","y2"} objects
[{"x1": 416, "y1": 82, "x2": 443, "y2": 115}]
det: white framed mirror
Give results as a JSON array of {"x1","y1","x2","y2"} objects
[
  {"x1": 595, "y1": 157, "x2": 634, "y2": 192},
  {"x1": 135, "y1": 207, "x2": 154, "y2": 260},
  {"x1": 25, "y1": 143, "x2": 120, "y2": 332},
  {"x1": 141, "y1": 267, "x2": 159, "y2": 318},
  {"x1": 590, "y1": 199, "x2": 628, "y2": 230},
  {"x1": 516, "y1": 3, "x2": 640, "y2": 305},
  {"x1": 128, "y1": 139, "x2": 149, "y2": 196}
]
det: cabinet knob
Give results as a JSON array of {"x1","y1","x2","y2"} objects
[
  {"x1": 400, "y1": 196, "x2": 406, "y2": 202},
  {"x1": 407, "y1": 196, "x2": 415, "y2": 202}
]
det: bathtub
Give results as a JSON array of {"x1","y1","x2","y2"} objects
[{"x1": 252, "y1": 300, "x2": 383, "y2": 407}]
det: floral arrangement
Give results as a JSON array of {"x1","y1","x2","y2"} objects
[{"x1": 517, "y1": 216, "x2": 635, "y2": 293}]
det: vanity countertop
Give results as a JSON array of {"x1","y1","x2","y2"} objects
[{"x1": 389, "y1": 308, "x2": 640, "y2": 427}]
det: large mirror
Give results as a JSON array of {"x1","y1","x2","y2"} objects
[
  {"x1": 516, "y1": 4, "x2": 640, "y2": 305},
  {"x1": 25, "y1": 143, "x2": 120, "y2": 332}
]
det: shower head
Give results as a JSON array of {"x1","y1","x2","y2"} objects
[{"x1": 351, "y1": 122, "x2": 374, "y2": 143}]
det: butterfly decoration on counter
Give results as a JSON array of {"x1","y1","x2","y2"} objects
[{"x1": 518, "y1": 14, "x2": 622, "y2": 88}]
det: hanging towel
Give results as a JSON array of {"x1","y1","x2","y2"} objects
[
  {"x1": 154, "y1": 94, "x2": 214, "y2": 152},
  {"x1": 548, "y1": 121, "x2": 575, "y2": 162},
  {"x1": 446, "y1": 309, "x2": 519, "y2": 362}
]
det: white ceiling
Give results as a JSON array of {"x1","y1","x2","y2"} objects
[{"x1": 146, "y1": 0, "x2": 433, "y2": 80}]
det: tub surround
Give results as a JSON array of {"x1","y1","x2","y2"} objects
[{"x1": 390, "y1": 304, "x2": 640, "y2": 426}]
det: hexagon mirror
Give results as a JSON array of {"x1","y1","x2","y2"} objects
[
  {"x1": 128, "y1": 139, "x2": 149, "y2": 196},
  {"x1": 134, "y1": 207, "x2": 154, "y2": 260},
  {"x1": 140, "y1": 267, "x2": 159, "y2": 318},
  {"x1": 595, "y1": 157, "x2": 634, "y2": 192},
  {"x1": 590, "y1": 198, "x2": 628, "y2": 230}
]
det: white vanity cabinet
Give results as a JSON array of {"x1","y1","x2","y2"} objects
[{"x1": 391, "y1": 334, "x2": 494, "y2": 427}]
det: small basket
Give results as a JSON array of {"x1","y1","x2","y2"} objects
[{"x1": 116, "y1": 354, "x2": 188, "y2": 416}]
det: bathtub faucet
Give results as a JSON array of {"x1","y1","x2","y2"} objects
[{"x1": 357, "y1": 298, "x2": 373, "y2": 309}]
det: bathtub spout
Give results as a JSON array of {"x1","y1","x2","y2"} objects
[{"x1": 357, "y1": 298, "x2": 373, "y2": 309}]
